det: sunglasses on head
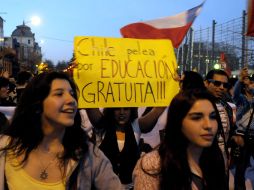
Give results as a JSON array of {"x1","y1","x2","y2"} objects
[{"x1": 208, "y1": 79, "x2": 230, "y2": 89}]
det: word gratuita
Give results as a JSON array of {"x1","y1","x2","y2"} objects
[{"x1": 81, "y1": 81, "x2": 166, "y2": 103}]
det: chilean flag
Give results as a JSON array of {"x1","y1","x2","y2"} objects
[
  {"x1": 247, "y1": 0, "x2": 254, "y2": 36},
  {"x1": 120, "y1": 1, "x2": 205, "y2": 48}
]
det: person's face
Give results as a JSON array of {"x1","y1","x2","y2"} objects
[
  {"x1": 249, "y1": 80, "x2": 254, "y2": 90},
  {"x1": 41, "y1": 79, "x2": 77, "y2": 129},
  {"x1": 0, "y1": 86, "x2": 9, "y2": 99},
  {"x1": 114, "y1": 108, "x2": 131, "y2": 126},
  {"x1": 181, "y1": 99, "x2": 218, "y2": 149},
  {"x1": 243, "y1": 77, "x2": 254, "y2": 91},
  {"x1": 243, "y1": 76, "x2": 251, "y2": 86},
  {"x1": 243, "y1": 76, "x2": 254, "y2": 93},
  {"x1": 206, "y1": 74, "x2": 229, "y2": 98}
]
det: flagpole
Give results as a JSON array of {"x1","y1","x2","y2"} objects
[
  {"x1": 212, "y1": 20, "x2": 216, "y2": 67},
  {"x1": 242, "y1": 10, "x2": 247, "y2": 68}
]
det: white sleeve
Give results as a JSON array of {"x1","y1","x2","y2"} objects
[{"x1": 132, "y1": 118, "x2": 142, "y2": 145}]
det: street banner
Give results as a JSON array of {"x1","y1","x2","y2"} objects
[{"x1": 73, "y1": 36, "x2": 179, "y2": 108}]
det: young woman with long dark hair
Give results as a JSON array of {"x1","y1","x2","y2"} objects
[
  {"x1": 86, "y1": 106, "x2": 165, "y2": 189},
  {"x1": 0, "y1": 72, "x2": 121, "y2": 190},
  {"x1": 133, "y1": 89, "x2": 228, "y2": 190}
]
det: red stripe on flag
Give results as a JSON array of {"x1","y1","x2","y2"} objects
[
  {"x1": 120, "y1": 2, "x2": 205, "y2": 48},
  {"x1": 120, "y1": 22, "x2": 193, "y2": 48}
]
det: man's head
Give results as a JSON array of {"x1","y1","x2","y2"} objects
[
  {"x1": 205, "y1": 70, "x2": 230, "y2": 98},
  {"x1": 242, "y1": 74, "x2": 254, "y2": 94},
  {"x1": 0, "y1": 77, "x2": 10, "y2": 99}
]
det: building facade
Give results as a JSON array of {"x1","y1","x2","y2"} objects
[
  {"x1": 0, "y1": 18, "x2": 42, "y2": 77},
  {"x1": 11, "y1": 21, "x2": 42, "y2": 72}
]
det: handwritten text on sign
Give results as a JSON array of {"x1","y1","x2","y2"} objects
[{"x1": 74, "y1": 36, "x2": 179, "y2": 108}]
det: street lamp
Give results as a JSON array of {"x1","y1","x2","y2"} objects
[
  {"x1": 36, "y1": 62, "x2": 48, "y2": 74},
  {"x1": 214, "y1": 63, "x2": 220, "y2": 70}
]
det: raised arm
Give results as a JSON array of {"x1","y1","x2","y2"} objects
[
  {"x1": 233, "y1": 67, "x2": 248, "y2": 103},
  {"x1": 85, "y1": 108, "x2": 104, "y2": 128},
  {"x1": 138, "y1": 107, "x2": 166, "y2": 133}
]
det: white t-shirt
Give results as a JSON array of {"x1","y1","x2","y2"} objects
[{"x1": 139, "y1": 107, "x2": 168, "y2": 148}]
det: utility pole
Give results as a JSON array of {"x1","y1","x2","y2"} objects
[{"x1": 212, "y1": 20, "x2": 216, "y2": 66}]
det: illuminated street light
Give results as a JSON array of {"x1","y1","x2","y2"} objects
[
  {"x1": 37, "y1": 62, "x2": 48, "y2": 74},
  {"x1": 214, "y1": 63, "x2": 220, "y2": 70}
]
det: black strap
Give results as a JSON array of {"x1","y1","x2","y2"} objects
[{"x1": 192, "y1": 173, "x2": 206, "y2": 190}]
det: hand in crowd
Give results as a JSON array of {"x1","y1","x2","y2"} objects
[
  {"x1": 173, "y1": 69, "x2": 181, "y2": 82},
  {"x1": 239, "y1": 67, "x2": 249, "y2": 82},
  {"x1": 231, "y1": 135, "x2": 245, "y2": 147},
  {"x1": 0, "y1": 71, "x2": 10, "y2": 79}
]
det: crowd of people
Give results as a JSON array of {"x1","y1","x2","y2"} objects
[{"x1": 0, "y1": 67, "x2": 253, "y2": 190}]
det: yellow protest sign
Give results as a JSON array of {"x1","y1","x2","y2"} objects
[{"x1": 74, "y1": 36, "x2": 179, "y2": 108}]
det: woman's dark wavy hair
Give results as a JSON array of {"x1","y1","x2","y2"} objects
[
  {"x1": 1, "y1": 71, "x2": 88, "y2": 164},
  {"x1": 102, "y1": 107, "x2": 138, "y2": 127},
  {"x1": 159, "y1": 89, "x2": 227, "y2": 190},
  {"x1": 181, "y1": 71, "x2": 206, "y2": 91}
]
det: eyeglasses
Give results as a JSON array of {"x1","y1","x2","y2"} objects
[
  {"x1": 243, "y1": 76, "x2": 254, "y2": 82},
  {"x1": 208, "y1": 79, "x2": 230, "y2": 89}
]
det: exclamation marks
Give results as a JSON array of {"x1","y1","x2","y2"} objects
[{"x1": 157, "y1": 81, "x2": 166, "y2": 100}]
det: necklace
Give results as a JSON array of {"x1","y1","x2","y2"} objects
[
  {"x1": 39, "y1": 157, "x2": 56, "y2": 180},
  {"x1": 36, "y1": 150, "x2": 58, "y2": 180}
]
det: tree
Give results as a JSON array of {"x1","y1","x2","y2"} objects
[
  {"x1": 44, "y1": 59, "x2": 55, "y2": 71},
  {"x1": 55, "y1": 60, "x2": 69, "y2": 72}
]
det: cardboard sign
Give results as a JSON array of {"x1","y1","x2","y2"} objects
[{"x1": 74, "y1": 36, "x2": 179, "y2": 108}]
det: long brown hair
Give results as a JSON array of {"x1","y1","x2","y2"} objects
[{"x1": 159, "y1": 89, "x2": 227, "y2": 190}]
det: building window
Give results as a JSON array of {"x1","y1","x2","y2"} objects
[{"x1": 28, "y1": 39, "x2": 30, "y2": 44}]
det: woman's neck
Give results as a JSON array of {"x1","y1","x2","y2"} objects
[
  {"x1": 116, "y1": 124, "x2": 126, "y2": 132},
  {"x1": 41, "y1": 121, "x2": 65, "y2": 136},
  {"x1": 40, "y1": 124, "x2": 65, "y2": 154},
  {"x1": 39, "y1": 136, "x2": 64, "y2": 155}
]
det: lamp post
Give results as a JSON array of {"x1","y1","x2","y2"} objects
[{"x1": 205, "y1": 58, "x2": 209, "y2": 75}]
